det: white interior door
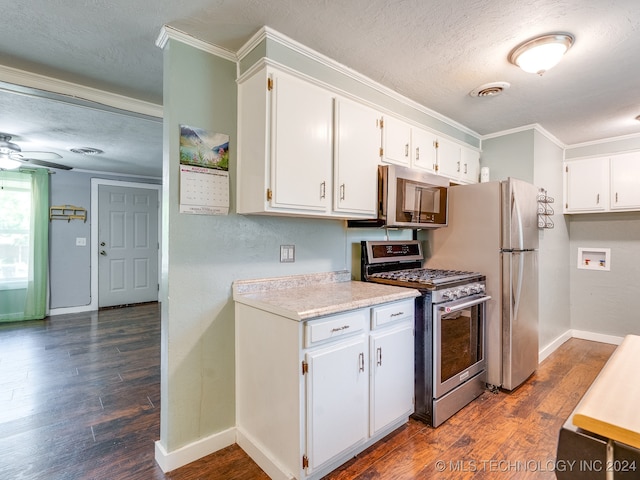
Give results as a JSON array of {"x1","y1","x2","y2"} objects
[{"x1": 98, "y1": 185, "x2": 158, "y2": 307}]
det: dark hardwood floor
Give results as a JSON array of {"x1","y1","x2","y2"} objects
[{"x1": 0, "y1": 304, "x2": 616, "y2": 479}]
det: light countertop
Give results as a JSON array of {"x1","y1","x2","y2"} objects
[
  {"x1": 233, "y1": 270, "x2": 419, "y2": 321},
  {"x1": 572, "y1": 334, "x2": 640, "y2": 449}
]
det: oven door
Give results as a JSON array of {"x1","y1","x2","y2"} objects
[{"x1": 433, "y1": 295, "x2": 490, "y2": 399}]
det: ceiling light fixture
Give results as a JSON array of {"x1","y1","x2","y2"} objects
[
  {"x1": 0, "y1": 154, "x2": 21, "y2": 169},
  {"x1": 508, "y1": 33, "x2": 574, "y2": 75},
  {"x1": 70, "y1": 147, "x2": 104, "y2": 155}
]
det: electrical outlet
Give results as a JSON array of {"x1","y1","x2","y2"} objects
[
  {"x1": 76, "y1": 237, "x2": 87, "y2": 246},
  {"x1": 280, "y1": 245, "x2": 295, "y2": 263}
]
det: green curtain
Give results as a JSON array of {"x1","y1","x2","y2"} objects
[{"x1": 0, "y1": 169, "x2": 49, "y2": 322}]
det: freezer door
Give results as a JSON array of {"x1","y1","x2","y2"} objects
[
  {"x1": 502, "y1": 250, "x2": 539, "y2": 390},
  {"x1": 502, "y1": 178, "x2": 539, "y2": 251}
]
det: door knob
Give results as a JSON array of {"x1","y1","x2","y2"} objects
[{"x1": 100, "y1": 250, "x2": 107, "y2": 256}]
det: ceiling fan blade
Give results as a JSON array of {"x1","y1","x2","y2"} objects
[
  {"x1": 21, "y1": 158, "x2": 73, "y2": 170},
  {"x1": 12, "y1": 151, "x2": 63, "y2": 161}
]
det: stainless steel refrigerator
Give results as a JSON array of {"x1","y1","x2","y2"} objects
[{"x1": 424, "y1": 178, "x2": 539, "y2": 390}]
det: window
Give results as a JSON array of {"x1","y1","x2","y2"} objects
[{"x1": 0, "y1": 176, "x2": 31, "y2": 288}]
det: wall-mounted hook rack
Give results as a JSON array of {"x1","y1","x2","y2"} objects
[{"x1": 49, "y1": 205, "x2": 87, "y2": 223}]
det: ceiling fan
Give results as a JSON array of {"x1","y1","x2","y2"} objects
[{"x1": 0, "y1": 133, "x2": 72, "y2": 170}]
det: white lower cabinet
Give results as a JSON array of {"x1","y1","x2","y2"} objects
[
  {"x1": 305, "y1": 336, "x2": 368, "y2": 473},
  {"x1": 235, "y1": 298, "x2": 415, "y2": 480}
]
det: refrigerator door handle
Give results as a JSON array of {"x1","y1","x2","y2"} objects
[
  {"x1": 511, "y1": 184, "x2": 525, "y2": 251},
  {"x1": 512, "y1": 252, "x2": 524, "y2": 322}
]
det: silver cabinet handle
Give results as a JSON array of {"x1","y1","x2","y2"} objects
[
  {"x1": 405, "y1": 144, "x2": 409, "y2": 157},
  {"x1": 376, "y1": 347, "x2": 382, "y2": 366},
  {"x1": 358, "y1": 352, "x2": 365, "y2": 372},
  {"x1": 596, "y1": 193, "x2": 600, "y2": 204},
  {"x1": 457, "y1": 161, "x2": 460, "y2": 172},
  {"x1": 464, "y1": 163, "x2": 468, "y2": 174},
  {"x1": 320, "y1": 181, "x2": 326, "y2": 199},
  {"x1": 415, "y1": 147, "x2": 420, "y2": 160},
  {"x1": 340, "y1": 183, "x2": 345, "y2": 200},
  {"x1": 616, "y1": 192, "x2": 619, "y2": 203}
]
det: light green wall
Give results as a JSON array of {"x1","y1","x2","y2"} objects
[
  {"x1": 568, "y1": 212, "x2": 640, "y2": 337},
  {"x1": 159, "y1": 40, "x2": 406, "y2": 454},
  {"x1": 480, "y1": 130, "x2": 535, "y2": 183},
  {"x1": 533, "y1": 131, "x2": 571, "y2": 349}
]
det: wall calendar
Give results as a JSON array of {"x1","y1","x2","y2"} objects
[{"x1": 178, "y1": 125, "x2": 229, "y2": 215}]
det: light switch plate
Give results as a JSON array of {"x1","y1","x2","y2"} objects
[
  {"x1": 280, "y1": 245, "x2": 295, "y2": 263},
  {"x1": 76, "y1": 237, "x2": 87, "y2": 246}
]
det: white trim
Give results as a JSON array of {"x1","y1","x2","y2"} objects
[
  {"x1": 481, "y1": 123, "x2": 566, "y2": 149},
  {"x1": 538, "y1": 329, "x2": 624, "y2": 364},
  {"x1": 154, "y1": 428, "x2": 236, "y2": 473},
  {"x1": 49, "y1": 304, "x2": 94, "y2": 316},
  {"x1": 566, "y1": 130, "x2": 640, "y2": 150},
  {"x1": 0, "y1": 64, "x2": 162, "y2": 118},
  {"x1": 571, "y1": 329, "x2": 624, "y2": 346},
  {"x1": 90, "y1": 179, "x2": 162, "y2": 311},
  {"x1": 539, "y1": 330, "x2": 573, "y2": 363},
  {"x1": 156, "y1": 25, "x2": 237, "y2": 63},
  {"x1": 237, "y1": 26, "x2": 480, "y2": 142},
  {"x1": 236, "y1": 427, "x2": 293, "y2": 480}
]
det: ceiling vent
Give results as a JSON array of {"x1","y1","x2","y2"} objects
[
  {"x1": 469, "y1": 82, "x2": 510, "y2": 98},
  {"x1": 70, "y1": 147, "x2": 104, "y2": 155}
]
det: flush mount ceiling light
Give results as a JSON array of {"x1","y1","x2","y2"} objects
[{"x1": 508, "y1": 33, "x2": 574, "y2": 75}]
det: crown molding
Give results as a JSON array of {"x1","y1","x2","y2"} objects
[
  {"x1": 566, "y1": 130, "x2": 640, "y2": 150},
  {"x1": 237, "y1": 27, "x2": 480, "y2": 141},
  {"x1": 481, "y1": 123, "x2": 565, "y2": 149},
  {"x1": 156, "y1": 25, "x2": 237, "y2": 63},
  {"x1": 0, "y1": 64, "x2": 162, "y2": 119}
]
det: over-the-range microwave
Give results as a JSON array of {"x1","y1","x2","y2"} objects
[{"x1": 349, "y1": 164, "x2": 449, "y2": 229}]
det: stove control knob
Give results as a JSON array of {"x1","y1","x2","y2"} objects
[
  {"x1": 451, "y1": 289, "x2": 460, "y2": 299},
  {"x1": 477, "y1": 284, "x2": 486, "y2": 293},
  {"x1": 460, "y1": 287, "x2": 470, "y2": 297},
  {"x1": 441, "y1": 290, "x2": 452, "y2": 300},
  {"x1": 470, "y1": 284, "x2": 480, "y2": 294}
]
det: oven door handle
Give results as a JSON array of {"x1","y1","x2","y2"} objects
[{"x1": 439, "y1": 295, "x2": 491, "y2": 314}]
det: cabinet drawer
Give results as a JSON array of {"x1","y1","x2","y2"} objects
[
  {"x1": 371, "y1": 300, "x2": 415, "y2": 329},
  {"x1": 305, "y1": 310, "x2": 367, "y2": 347}
]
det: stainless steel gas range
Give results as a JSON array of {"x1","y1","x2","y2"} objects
[{"x1": 361, "y1": 240, "x2": 491, "y2": 427}]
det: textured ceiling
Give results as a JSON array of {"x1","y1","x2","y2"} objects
[{"x1": 1, "y1": 0, "x2": 640, "y2": 176}]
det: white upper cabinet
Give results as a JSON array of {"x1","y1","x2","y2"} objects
[
  {"x1": 610, "y1": 152, "x2": 640, "y2": 210},
  {"x1": 564, "y1": 157, "x2": 609, "y2": 213},
  {"x1": 411, "y1": 127, "x2": 438, "y2": 174},
  {"x1": 237, "y1": 66, "x2": 381, "y2": 219},
  {"x1": 436, "y1": 139, "x2": 479, "y2": 184},
  {"x1": 333, "y1": 97, "x2": 381, "y2": 216},
  {"x1": 380, "y1": 115, "x2": 412, "y2": 166},
  {"x1": 460, "y1": 147, "x2": 481, "y2": 184}
]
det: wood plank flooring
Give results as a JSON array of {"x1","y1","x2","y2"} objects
[{"x1": 0, "y1": 304, "x2": 616, "y2": 479}]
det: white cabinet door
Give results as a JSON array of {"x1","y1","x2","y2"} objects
[
  {"x1": 381, "y1": 115, "x2": 411, "y2": 166},
  {"x1": 270, "y1": 70, "x2": 334, "y2": 212},
  {"x1": 460, "y1": 147, "x2": 480, "y2": 184},
  {"x1": 305, "y1": 336, "x2": 368, "y2": 474},
  {"x1": 564, "y1": 158, "x2": 608, "y2": 212},
  {"x1": 334, "y1": 98, "x2": 380, "y2": 215},
  {"x1": 610, "y1": 152, "x2": 640, "y2": 210},
  {"x1": 436, "y1": 137, "x2": 462, "y2": 181},
  {"x1": 369, "y1": 323, "x2": 414, "y2": 436},
  {"x1": 412, "y1": 127, "x2": 437, "y2": 174}
]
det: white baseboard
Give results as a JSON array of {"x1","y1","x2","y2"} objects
[
  {"x1": 49, "y1": 305, "x2": 95, "y2": 316},
  {"x1": 571, "y1": 329, "x2": 624, "y2": 346},
  {"x1": 539, "y1": 330, "x2": 573, "y2": 363},
  {"x1": 154, "y1": 427, "x2": 236, "y2": 473},
  {"x1": 539, "y1": 329, "x2": 625, "y2": 364},
  {"x1": 236, "y1": 427, "x2": 294, "y2": 480}
]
